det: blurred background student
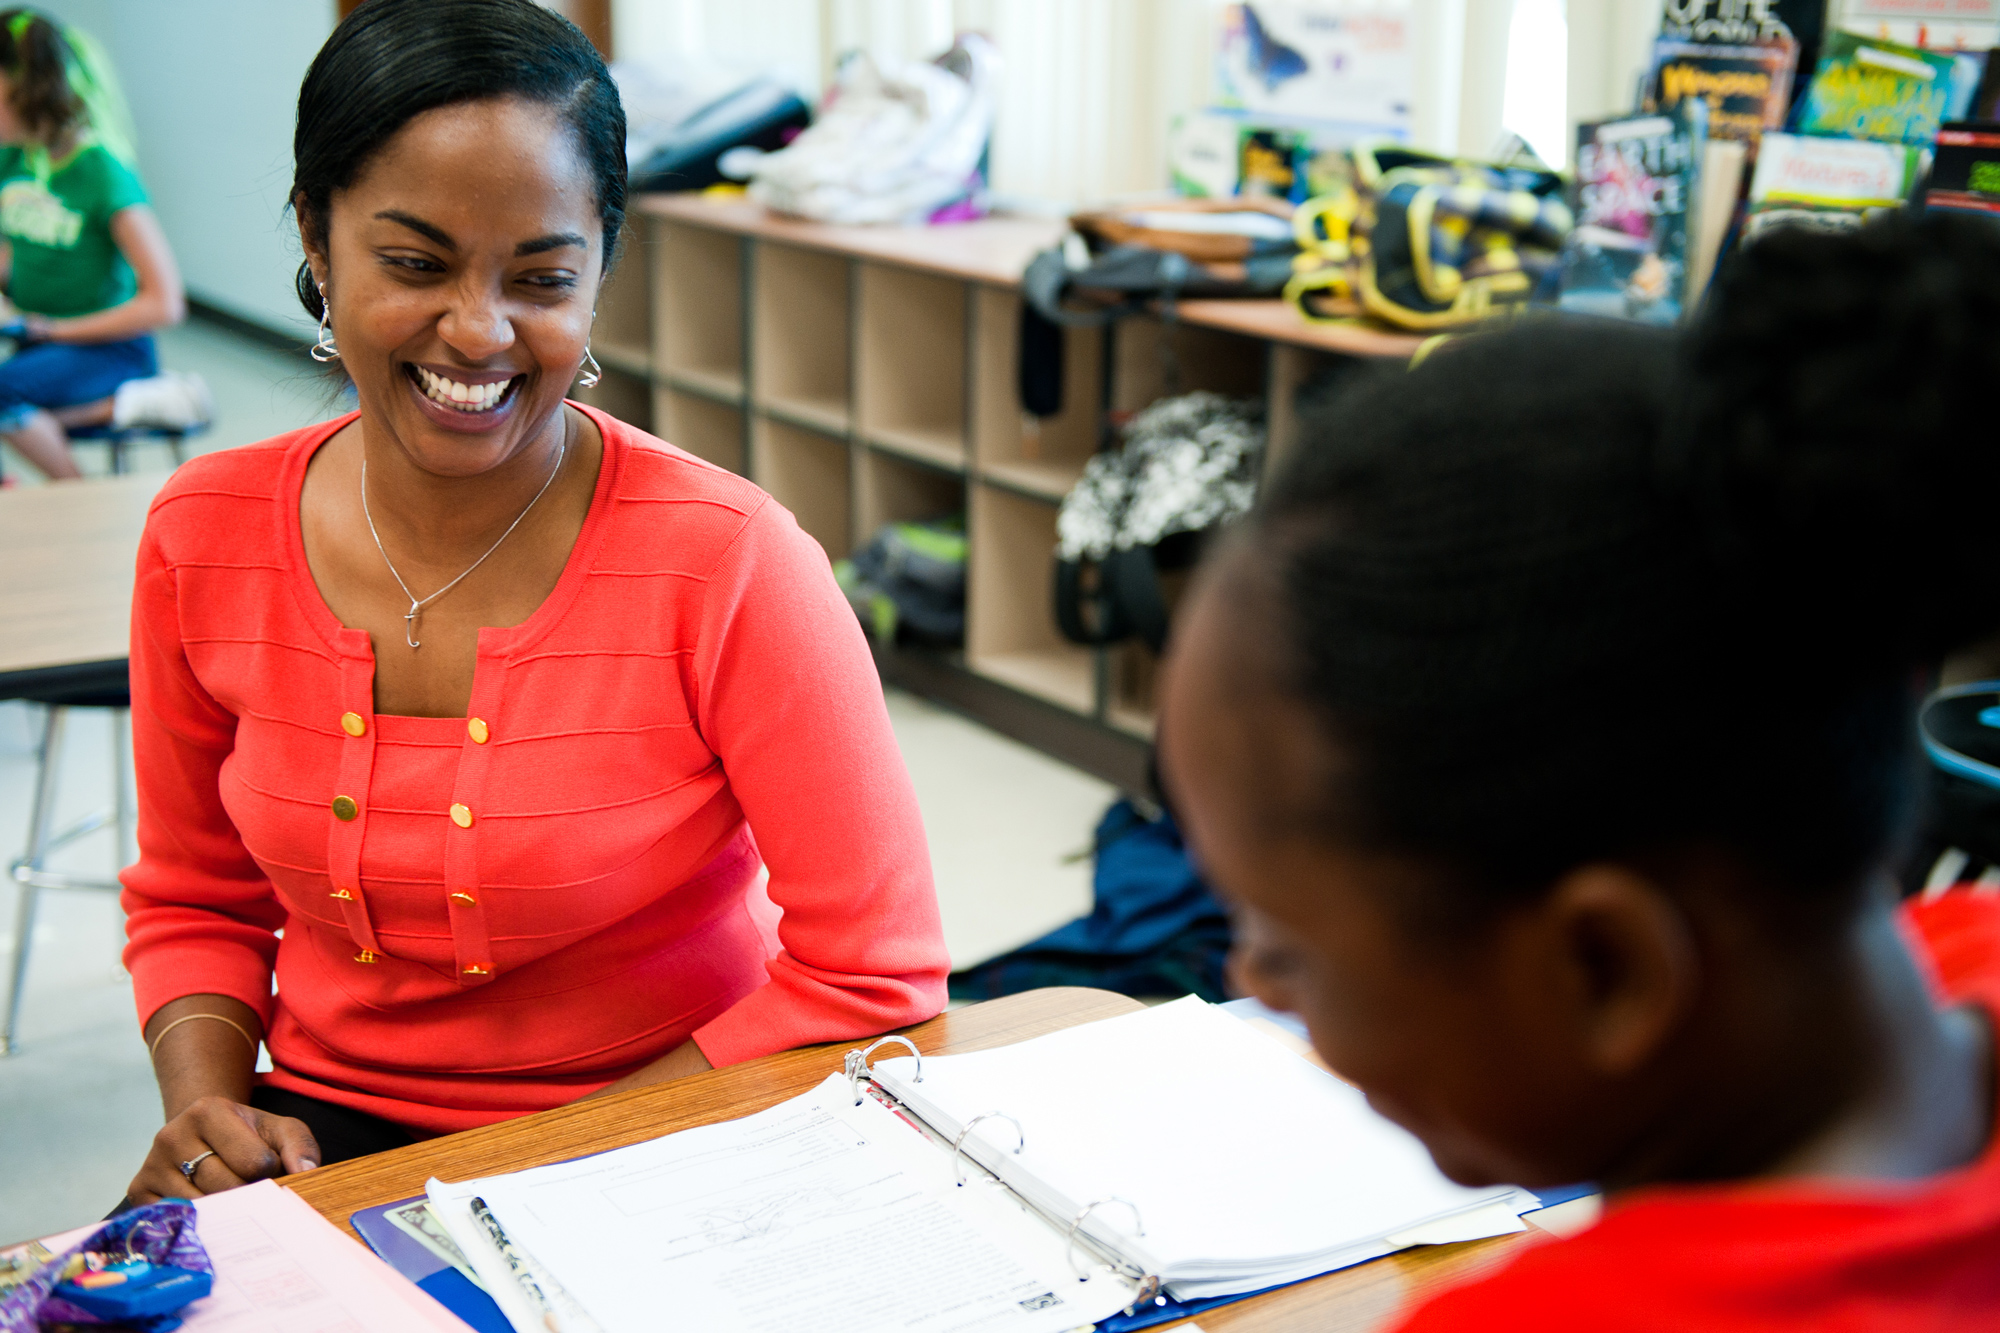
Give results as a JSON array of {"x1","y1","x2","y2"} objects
[{"x1": 0, "y1": 7, "x2": 185, "y2": 481}]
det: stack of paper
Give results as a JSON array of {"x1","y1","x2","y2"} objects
[
  {"x1": 870, "y1": 996, "x2": 1537, "y2": 1300},
  {"x1": 427, "y1": 1076, "x2": 1137, "y2": 1333}
]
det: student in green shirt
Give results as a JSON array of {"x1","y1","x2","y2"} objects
[{"x1": 0, "y1": 9, "x2": 183, "y2": 480}]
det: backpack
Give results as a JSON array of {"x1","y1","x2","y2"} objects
[
  {"x1": 834, "y1": 516, "x2": 968, "y2": 645},
  {"x1": 1286, "y1": 145, "x2": 1574, "y2": 331},
  {"x1": 1022, "y1": 197, "x2": 1301, "y2": 330},
  {"x1": 1052, "y1": 393, "x2": 1265, "y2": 653}
]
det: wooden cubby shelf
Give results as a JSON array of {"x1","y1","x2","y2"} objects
[
  {"x1": 654, "y1": 221, "x2": 744, "y2": 399},
  {"x1": 599, "y1": 193, "x2": 1419, "y2": 789},
  {"x1": 968, "y1": 484, "x2": 1094, "y2": 716},
  {"x1": 654, "y1": 386, "x2": 744, "y2": 474},
  {"x1": 753, "y1": 415, "x2": 850, "y2": 561},
  {"x1": 857, "y1": 262, "x2": 967, "y2": 472},
  {"x1": 753, "y1": 242, "x2": 851, "y2": 435},
  {"x1": 856, "y1": 446, "x2": 964, "y2": 543}
]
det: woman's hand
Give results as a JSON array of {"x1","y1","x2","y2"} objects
[{"x1": 127, "y1": 1096, "x2": 320, "y2": 1204}]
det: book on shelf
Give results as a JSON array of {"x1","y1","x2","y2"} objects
[
  {"x1": 1744, "y1": 130, "x2": 1924, "y2": 237},
  {"x1": 1646, "y1": 35, "x2": 1799, "y2": 146},
  {"x1": 1926, "y1": 122, "x2": 2000, "y2": 215},
  {"x1": 1559, "y1": 104, "x2": 1709, "y2": 326},
  {"x1": 414, "y1": 996, "x2": 1553, "y2": 1333},
  {"x1": 1688, "y1": 137, "x2": 1750, "y2": 302},
  {"x1": 1832, "y1": 0, "x2": 2000, "y2": 54},
  {"x1": 1799, "y1": 29, "x2": 1961, "y2": 144}
]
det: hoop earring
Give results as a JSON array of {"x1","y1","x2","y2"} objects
[
  {"x1": 310, "y1": 282, "x2": 339, "y2": 363},
  {"x1": 577, "y1": 345, "x2": 602, "y2": 389}
]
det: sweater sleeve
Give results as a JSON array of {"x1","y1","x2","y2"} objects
[
  {"x1": 119, "y1": 525, "x2": 286, "y2": 1031},
  {"x1": 688, "y1": 498, "x2": 949, "y2": 1065}
]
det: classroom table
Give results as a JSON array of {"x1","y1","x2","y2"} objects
[
  {"x1": 285, "y1": 987, "x2": 1525, "y2": 1333},
  {"x1": 0, "y1": 472, "x2": 161, "y2": 704}
]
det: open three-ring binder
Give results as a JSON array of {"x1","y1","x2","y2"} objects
[{"x1": 421, "y1": 998, "x2": 1547, "y2": 1333}]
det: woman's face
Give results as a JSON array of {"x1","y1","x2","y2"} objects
[
  {"x1": 1159, "y1": 550, "x2": 1643, "y2": 1191},
  {"x1": 305, "y1": 95, "x2": 602, "y2": 478}
]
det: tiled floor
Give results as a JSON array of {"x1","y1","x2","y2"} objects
[{"x1": 0, "y1": 318, "x2": 1115, "y2": 1242}]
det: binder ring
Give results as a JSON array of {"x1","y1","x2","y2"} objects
[
  {"x1": 951, "y1": 1112, "x2": 1025, "y2": 1186},
  {"x1": 1066, "y1": 1196, "x2": 1145, "y2": 1280},
  {"x1": 842, "y1": 1035, "x2": 922, "y2": 1105}
]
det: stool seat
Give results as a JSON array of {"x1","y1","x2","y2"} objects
[{"x1": 66, "y1": 418, "x2": 196, "y2": 475}]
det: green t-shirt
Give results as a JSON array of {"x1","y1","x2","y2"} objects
[{"x1": 0, "y1": 140, "x2": 149, "y2": 317}]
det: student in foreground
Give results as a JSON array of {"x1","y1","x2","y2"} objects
[
  {"x1": 1160, "y1": 215, "x2": 2000, "y2": 1328},
  {"x1": 119, "y1": 0, "x2": 947, "y2": 1205}
]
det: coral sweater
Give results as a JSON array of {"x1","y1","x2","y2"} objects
[
  {"x1": 1392, "y1": 891, "x2": 2000, "y2": 1332},
  {"x1": 120, "y1": 407, "x2": 949, "y2": 1134}
]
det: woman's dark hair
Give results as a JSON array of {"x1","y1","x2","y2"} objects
[
  {"x1": 1251, "y1": 211, "x2": 2000, "y2": 917},
  {"x1": 290, "y1": 0, "x2": 625, "y2": 321},
  {"x1": 0, "y1": 9, "x2": 83, "y2": 143}
]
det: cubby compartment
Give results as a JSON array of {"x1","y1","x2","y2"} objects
[
  {"x1": 1264, "y1": 343, "x2": 1369, "y2": 479},
  {"x1": 856, "y1": 262, "x2": 967, "y2": 471},
  {"x1": 972, "y1": 286, "x2": 1103, "y2": 501},
  {"x1": 1111, "y1": 316, "x2": 1266, "y2": 413},
  {"x1": 967, "y1": 483, "x2": 1094, "y2": 714},
  {"x1": 653, "y1": 222, "x2": 744, "y2": 400},
  {"x1": 654, "y1": 385, "x2": 745, "y2": 474},
  {"x1": 573, "y1": 364, "x2": 652, "y2": 433},
  {"x1": 754, "y1": 416, "x2": 850, "y2": 559},
  {"x1": 1107, "y1": 641, "x2": 1159, "y2": 739},
  {"x1": 855, "y1": 445, "x2": 964, "y2": 548},
  {"x1": 753, "y1": 242, "x2": 851, "y2": 435},
  {"x1": 593, "y1": 224, "x2": 653, "y2": 379}
]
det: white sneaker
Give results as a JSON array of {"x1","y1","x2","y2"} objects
[{"x1": 112, "y1": 371, "x2": 214, "y2": 431}]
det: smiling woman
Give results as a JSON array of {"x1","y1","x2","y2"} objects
[{"x1": 112, "y1": 0, "x2": 948, "y2": 1208}]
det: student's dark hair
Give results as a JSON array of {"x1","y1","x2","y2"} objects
[
  {"x1": 0, "y1": 9, "x2": 83, "y2": 143},
  {"x1": 1249, "y1": 211, "x2": 2000, "y2": 921},
  {"x1": 290, "y1": 0, "x2": 625, "y2": 321}
]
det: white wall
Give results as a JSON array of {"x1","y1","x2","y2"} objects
[{"x1": 38, "y1": 0, "x2": 335, "y2": 338}]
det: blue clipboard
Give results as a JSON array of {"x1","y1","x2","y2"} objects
[{"x1": 351, "y1": 1197, "x2": 511, "y2": 1333}]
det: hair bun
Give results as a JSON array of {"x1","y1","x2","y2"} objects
[{"x1": 1678, "y1": 212, "x2": 2000, "y2": 663}]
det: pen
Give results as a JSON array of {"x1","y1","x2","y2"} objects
[{"x1": 470, "y1": 1195, "x2": 562, "y2": 1333}]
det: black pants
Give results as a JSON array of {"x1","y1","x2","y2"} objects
[{"x1": 111, "y1": 1087, "x2": 415, "y2": 1216}]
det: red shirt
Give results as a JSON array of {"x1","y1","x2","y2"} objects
[
  {"x1": 120, "y1": 407, "x2": 949, "y2": 1133},
  {"x1": 1393, "y1": 891, "x2": 2000, "y2": 1332}
]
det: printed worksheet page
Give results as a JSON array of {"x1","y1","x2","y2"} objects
[{"x1": 429, "y1": 1074, "x2": 1133, "y2": 1333}]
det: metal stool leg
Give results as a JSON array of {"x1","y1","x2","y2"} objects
[
  {"x1": 165, "y1": 430, "x2": 186, "y2": 467},
  {"x1": 3, "y1": 705, "x2": 67, "y2": 1056},
  {"x1": 109, "y1": 431, "x2": 127, "y2": 475}
]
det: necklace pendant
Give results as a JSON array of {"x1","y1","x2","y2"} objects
[{"x1": 404, "y1": 602, "x2": 422, "y2": 650}]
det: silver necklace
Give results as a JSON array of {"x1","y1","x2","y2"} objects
[{"x1": 361, "y1": 430, "x2": 568, "y2": 649}]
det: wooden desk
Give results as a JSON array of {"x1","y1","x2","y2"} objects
[
  {"x1": 0, "y1": 473, "x2": 160, "y2": 701},
  {"x1": 286, "y1": 988, "x2": 1519, "y2": 1333}
]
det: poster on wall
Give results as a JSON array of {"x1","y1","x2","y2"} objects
[{"x1": 1214, "y1": 1, "x2": 1414, "y2": 137}]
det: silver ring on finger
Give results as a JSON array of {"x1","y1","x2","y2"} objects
[{"x1": 179, "y1": 1149, "x2": 216, "y2": 1181}]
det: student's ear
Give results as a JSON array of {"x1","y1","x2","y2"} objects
[{"x1": 1541, "y1": 865, "x2": 1700, "y2": 1077}]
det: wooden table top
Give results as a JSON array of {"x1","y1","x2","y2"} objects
[
  {"x1": 0, "y1": 473, "x2": 161, "y2": 680},
  {"x1": 284, "y1": 987, "x2": 1519, "y2": 1333}
]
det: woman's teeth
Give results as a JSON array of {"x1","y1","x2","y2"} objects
[{"x1": 414, "y1": 367, "x2": 515, "y2": 412}]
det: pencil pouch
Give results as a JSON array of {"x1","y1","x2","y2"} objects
[{"x1": 0, "y1": 1200, "x2": 214, "y2": 1333}]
